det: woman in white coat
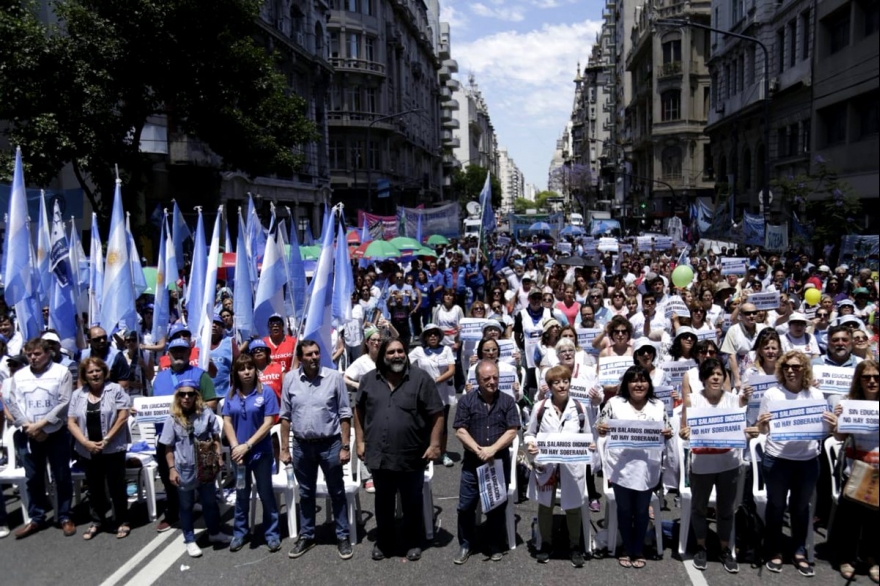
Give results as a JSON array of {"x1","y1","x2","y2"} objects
[{"x1": 525, "y1": 364, "x2": 591, "y2": 568}]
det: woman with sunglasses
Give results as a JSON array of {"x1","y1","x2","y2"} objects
[
  {"x1": 67, "y1": 357, "x2": 132, "y2": 540},
  {"x1": 409, "y1": 324, "x2": 456, "y2": 467},
  {"x1": 811, "y1": 306, "x2": 832, "y2": 355},
  {"x1": 596, "y1": 366, "x2": 673, "y2": 569},
  {"x1": 222, "y1": 354, "x2": 280, "y2": 552},
  {"x1": 851, "y1": 329, "x2": 872, "y2": 360},
  {"x1": 160, "y1": 381, "x2": 229, "y2": 557},
  {"x1": 684, "y1": 301, "x2": 717, "y2": 341},
  {"x1": 830, "y1": 359, "x2": 879, "y2": 583},
  {"x1": 608, "y1": 290, "x2": 629, "y2": 318},
  {"x1": 756, "y1": 351, "x2": 836, "y2": 577},
  {"x1": 681, "y1": 340, "x2": 728, "y2": 406},
  {"x1": 666, "y1": 327, "x2": 699, "y2": 363},
  {"x1": 721, "y1": 302, "x2": 767, "y2": 392}
]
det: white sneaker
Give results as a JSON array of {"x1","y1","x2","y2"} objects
[
  {"x1": 0, "y1": 525, "x2": 10, "y2": 539},
  {"x1": 185, "y1": 542, "x2": 203, "y2": 557},
  {"x1": 208, "y1": 532, "x2": 231, "y2": 545}
]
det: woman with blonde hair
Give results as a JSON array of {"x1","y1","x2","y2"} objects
[{"x1": 756, "y1": 351, "x2": 837, "y2": 577}]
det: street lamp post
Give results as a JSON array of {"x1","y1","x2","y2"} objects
[
  {"x1": 655, "y1": 17, "x2": 772, "y2": 241},
  {"x1": 366, "y1": 107, "x2": 422, "y2": 212}
]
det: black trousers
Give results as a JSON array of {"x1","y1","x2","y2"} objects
[
  {"x1": 372, "y1": 468, "x2": 425, "y2": 553},
  {"x1": 156, "y1": 443, "x2": 180, "y2": 523},
  {"x1": 80, "y1": 451, "x2": 129, "y2": 526}
]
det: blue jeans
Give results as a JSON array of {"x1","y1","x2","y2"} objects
[
  {"x1": 291, "y1": 437, "x2": 349, "y2": 540},
  {"x1": 178, "y1": 482, "x2": 222, "y2": 543},
  {"x1": 762, "y1": 454, "x2": 819, "y2": 558},
  {"x1": 612, "y1": 484, "x2": 653, "y2": 557},
  {"x1": 233, "y1": 453, "x2": 279, "y2": 541},
  {"x1": 15, "y1": 428, "x2": 72, "y2": 525},
  {"x1": 457, "y1": 459, "x2": 510, "y2": 551}
]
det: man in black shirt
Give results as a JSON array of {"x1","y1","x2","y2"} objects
[
  {"x1": 452, "y1": 360, "x2": 520, "y2": 564},
  {"x1": 354, "y1": 337, "x2": 444, "y2": 562}
]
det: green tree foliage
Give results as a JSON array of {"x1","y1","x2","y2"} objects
[
  {"x1": 0, "y1": 0, "x2": 318, "y2": 220},
  {"x1": 534, "y1": 190, "x2": 560, "y2": 211},
  {"x1": 513, "y1": 197, "x2": 537, "y2": 213},
  {"x1": 450, "y1": 165, "x2": 502, "y2": 213},
  {"x1": 772, "y1": 156, "x2": 864, "y2": 246}
]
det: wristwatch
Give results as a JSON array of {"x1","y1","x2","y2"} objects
[{"x1": 340, "y1": 445, "x2": 351, "y2": 451}]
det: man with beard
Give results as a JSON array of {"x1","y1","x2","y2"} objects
[
  {"x1": 353, "y1": 338, "x2": 444, "y2": 562},
  {"x1": 82, "y1": 326, "x2": 131, "y2": 389}
]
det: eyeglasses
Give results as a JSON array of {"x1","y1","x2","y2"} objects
[
  {"x1": 741, "y1": 310, "x2": 757, "y2": 316},
  {"x1": 472, "y1": 307, "x2": 485, "y2": 312},
  {"x1": 589, "y1": 295, "x2": 602, "y2": 299},
  {"x1": 782, "y1": 363, "x2": 804, "y2": 371},
  {"x1": 861, "y1": 374, "x2": 880, "y2": 382},
  {"x1": 493, "y1": 291, "x2": 502, "y2": 295},
  {"x1": 612, "y1": 329, "x2": 629, "y2": 335},
  {"x1": 177, "y1": 391, "x2": 197, "y2": 398},
  {"x1": 816, "y1": 313, "x2": 829, "y2": 318},
  {"x1": 90, "y1": 336, "x2": 108, "y2": 342},
  {"x1": 699, "y1": 349, "x2": 717, "y2": 355},
  {"x1": 853, "y1": 336, "x2": 868, "y2": 342},
  {"x1": 557, "y1": 349, "x2": 575, "y2": 355}
]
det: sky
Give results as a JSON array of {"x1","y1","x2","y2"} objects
[{"x1": 441, "y1": 0, "x2": 606, "y2": 191}]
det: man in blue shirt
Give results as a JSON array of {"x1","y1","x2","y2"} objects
[
  {"x1": 280, "y1": 340, "x2": 353, "y2": 560},
  {"x1": 445, "y1": 254, "x2": 468, "y2": 309},
  {"x1": 466, "y1": 253, "x2": 486, "y2": 305}
]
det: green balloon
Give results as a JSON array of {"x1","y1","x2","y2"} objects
[{"x1": 671, "y1": 265, "x2": 694, "y2": 289}]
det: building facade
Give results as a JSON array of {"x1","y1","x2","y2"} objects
[
  {"x1": 452, "y1": 75, "x2": 499, "y2": 176},
  {"x1": 497, "y1": 148, "x2": 524, "y2": 213}
]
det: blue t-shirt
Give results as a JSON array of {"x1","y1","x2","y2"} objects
[
  {"x1": 221, "y1": 388, "x2": 279, "y2": 461},
  {"x1": 466, "y1": 263, "x2": 485, "y2": 287},
  {"x1": 415, "y1": 281, "x2": 432, "y2": 308},
  {"x1": 211, "y1": 338, "x2": 233, "y2": 398}
]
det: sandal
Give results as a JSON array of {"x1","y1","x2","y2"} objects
[
  {"x1": 83, "y1": 524, "x2": 101, "y2": 541},
  {"x1": 116, "y1": 524, "x2": 131, "y2": 539},
  {"x1": 618, "y1": 556, "x2": 632, "y2": 568},
  {"x1": 648, "y1": 505, "x2": 655, "y2": 520},
  {"x1": 766, "y1": 557, "x2": 784, "y2": 573},
  {"x1": 869, "y1": 565, "x2": 879, "y2": 584},
  {"x1": 839, "y1": 563, "x2": 855, "y2": 580},
  {"x1": 794, "y1": 556, "x2": 815, "y2": 577},
  {"x1": 632, "y1": 558, "x2": 647, "y2": 569}
]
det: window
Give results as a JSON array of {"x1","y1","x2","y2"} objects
[
  {"x1": 330, "y1": 85, "x2": 343, "y2": 110},
  {"x1": 777, "y1": 29, "x2": 786, "y2": 73},
  {"x1": 857, "y1": 92, "x2": 879, "y2": 138},
  {"x1": 747, "y1": 46, "x2": 756, "y2": 84},
  {"x1": 347, "y1": 0, "x2": 360, "y2": 13},
  {"x1": 820, "y1": 102, "x2": 848, "y2": 146},
  {"x1": 826, "y1": 8, "x2": 851, "y2": 54},
  {"x1": 348, "y1": 33, "x2": 360, "y2": 59},
  {"x1": 724, "y1": 63, "x2": 731, "y2": 98},
  {"x1": 662, "y1": 39, "x2": 682, "y2": 64},
  {"x1": 801, "y1": 119, "x2": 811, "y2": 154},
  {"x1": 365, "y1": 88, "x2": 377, "y2": 112},
  {"x1": 731, "y1": 60, "x2": 738, "y2": 94},
  {"x1": 346, "y1": 86, "x2": 361, "y2": 111},
  {"x1": 787, "y1": 123, "x2": 799, "y2": 157},
  {"x1": 788, "y1": 20, "x2": 797, "y2": 67},
  {"x1": 742, "y1": 149, "x2": 752, "y2": 189},
  {"x1": 866, "y1": 1, "x2": 880, "y2": 36},
  {"x1": 329, "y1": 32, "x2": 340, "y2": 58},
  {"x1": 368, "y1": 141, "x2": 379, "y2": 169},
  {"x1": 704, "y1": 142, "x2": 714, "y2": 179},
  {"x1": 662, "y1": 90, "x2": 681, "y2": 121},
  {"x1": 777, "y1": 127, "x2": 789, "y2": 157},
  {"x1": 662, "y1": 146, "x2": 683, "y2": 179},
  {"x1": 801, "y1": 10, "x2": 811, "y2": 61},
  {"x1": 712, "y1": 72, "x2": 719, "y2": 107},
  {"x1": 329, "y1": 140, "x2": 346, "y2": 169},
  {"x1": 703, "y1": 86, "x2": 710, "y2": 119},
  {"x1": 738, "y1": 54, "x2": 745, "y2": 92},
  {"x1": 731, "y1": 0, "x2": 743, "y2": 24},
  {"x1": 350, "y1": 140, "x2": 364, "y2": 169},
  {"x1": 365, "y1": 37, "x2": 375, "y2": 62},
  {"x1": 365, "y1": 0, "x2": 374, "y2": 16}
]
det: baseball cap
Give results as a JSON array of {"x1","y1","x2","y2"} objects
[
  {"x1": 854, "y1": 287, "x2": 870, "y2": 296},
  {"x1": 173, "y1": 379, "x2": 201, "y2": 391},
  {"x1": 6, "y1": 354, "x2": 29, "y2": 368},
  {"x1": 212, "y1": 313, "x2": 225, "y2": 325},
  {"x1": 167, "y1": 338, "x2": 191, "y2": 351},
  {"x1": 482, "y1": 320, "x2": 503, "y2": 333},
  {"x1": 247, "y1": 339, "x2": 269, "y2": 353},
  {"x1": 819, "y1": 265, "x2": 831, "y2": 272},
  {"x1": 788, "y1": 312, "x2": 807, "y2": 323},
  {"x1": 41, "y1": 332, "x2": 61, "y2": 344},
  {"x1": 168, "y1": 323, "x2": 192, "y2": 340},
  {"x1": 268, "y1": 313, "x2": 285, "y2": 323},
  {"x1": 528, "y1": 288, "x2": 543, "y2": 299}
]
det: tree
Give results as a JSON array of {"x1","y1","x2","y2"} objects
[
  {"x1": 513, "y1": 197, "x2": 537, "y2": 213},
  {"x1": 450, "y1": 165, "x2": 502, "y2": 214},
  {"x1": 534, "y1": 190, "x2": 560, "y2": 211},
  {"x1": 0, "y1": 0, "x2": 318, "y2": 223},
  {"x1": 772, "y1": 156, "x2": 864, "y2": 248}
]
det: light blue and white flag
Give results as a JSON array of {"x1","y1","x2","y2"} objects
[
  {"x1": 301, "y1": 206, "x2": 338, "y2": 369},
  {"x1": 197, "y1": 208, "x2": 222, "y2": 371},
  {"x1": 233, "y1": 209, "x2": 255, "y2": 340},
  {"x1": 68, "y1": 216, "x2": 89, "y2": 315},
  {"x1": 48, "y1": 200, "x2": 78, "y2": 353},
  {"x1": 186, "y1": 208, "x2": 206, "y2": 333},
  {"x1": 253, "y1": 227, "x2": 286, "y2": 338},
  {"x1": 36, "y1": 191, "x2": 52, "y2": 308},
  {"x1": 126, "y1": 212, "x2": 148, "y2": 298},
  {"x1": 332, "y1": 219, "x2": 354, "y2": 327},
  {"x1": 152, "y1": 217, "x2": 170, "y2": 345},
  {"x1": 101, "y1": 180, "x2": 137, "y2": 335},
  {"x1": 172, "y1": 200, "x2": 191, "y2": 263},
  {"x1": 88, "y1": 212, "x2": 104, "y2": 326}
]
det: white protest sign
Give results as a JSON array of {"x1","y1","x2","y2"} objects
[
  {"x1": 768, "y1": 399, "x2": 828, "y2": 441},
  {"x1": 654, "y1": 236, "x2": 673, "y2": 250},
  {"x1": 720, "y1": 257, "x2": 748, "y2": 276},
  {"x1": 696, "y1": 329, "x2": 718, "y2": 342},
  {"x1": 812, "y1": 365, "x2": 854, "y2": 395},
  {"x1": 661, "y1": 360, "x2": 697, "y2": 385},
  {"x1": 687, "y1": 407, "x2": 748, "y2": 449},
  {"x1": 745, "y1": 375, "x2": 777, "y2": 424},
  {"x1": 837, "y1": 400, "x2": 880, "y2": 435},
  {"x1": 496, "y1": 235, "x2": 511, "y2": 247},
  {"x1": 498, "y1": 372, "x2": 517, "y2": 397},
  {"x1": 459, "y1": 318, "x2": 489, "y2": 341},
  {"x1": 134, "y1": 396, "x2": 174, "y2": 425},
  {"x1": 654, "y1": 385, "x2": 675, "y2": 418},
  {"x1": 477, "y1": 459, "x2": 508, "y2": 513},
  {"x1": 576, "y1": 327, "x2": 602, "y2": 356},
  {"x1": 606, "y1": 419, "x2": 665, "y2": 450},
  {"x1": 747, "y1": 291, "x2": 781, "y2": 311},
  {"x1": 619, "y1": 244, "x2": 633, "y2": 255},
  {"x1": 497, "y1": 338, "x2": 516, "y2": 359},
  {"x1": 557, "y1": 242, "x2": 572, "y2": 254},
  {"x1": 535, "y1": 432, "x2": 593, "y2": 465},
  {"x1": 636, "y1": 236, "x2": 653, "y2": 250},
  {"x1": 569, "y1": 377, "x2": 597, "y2": 404},
  {"x1": 665, "y1": 296, "x2": 691, "y2": 319},
  {"x1": 597, "y1": 238, "x2": 618, "y2": 252},
  {"x1": 598, "y1": 356, "x2": 634, "y2": 385}
]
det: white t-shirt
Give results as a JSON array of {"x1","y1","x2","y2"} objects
[
  {"x1": 344, "y1": 354, "x2": 376, "y2": 384},
  {"x1": 688, "y1": 390, "x2": 743, "y2": 474},
  {"x1": 599, "y1": 396, "x2": 668, "y2": 491},
  {"x1": 780, "y1": 331, "x2": 820, "y2": 357},
  {"x1": 759, "y1": 384, "x2": 826, "y2": 461},
  {"x1": 409, "y1": 345, "x2": 456, "y2": 405}
]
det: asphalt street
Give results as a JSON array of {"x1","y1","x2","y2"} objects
[{"x1": 0, "y1": 406, "x2": 852, "y2": 586}]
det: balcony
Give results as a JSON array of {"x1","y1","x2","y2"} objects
[
  {"x1": 439, "y1": 41, "x2": 450, "y2": 60},
  {"x1": 328, "y1": 58, "x2": 386, "y2": 76},
  {"x1": 442, "y1": 58, "x2": 459, "y2": 74},
  {"x1": 440, "y1": 87, "x2": 452, "y2": 101},
  {"x1": 602, "y1": 102, "x2": 612, "y2": 113},
  {"x1": 447, "y1": 98, "x2": 460, "y2": 111},
  {"x1": 446, "y1": 78, "x2": 461, "y2": 91},
  {"x1": 442, "y1": 154, "x2": 461, "y2": 168},
  {"x1": 658, "y1": 61, "x2": 682, "y2": 79},
  {"x1": 442, "y1": 117, "x2": 460, "y2": 129},
  {"x1": 442, "y1": 136, "x2": 460, "y2": 148}
]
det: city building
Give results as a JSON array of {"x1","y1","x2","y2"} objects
[
  {"x1": 625, "y1": 0, "x2": 715, "y2": 217},
  {"x1": 452, "y1": 74, "x2": 499, "y2": 176},
  {"x1": 436, "y1": 21, "x2": 464, "y2": 192},
  {"x1": 324, "y1": 0, "x2": 444, "y2": 217},
  {"x1": 497, "y1": 148, "x2": 524, "y2": 213},
  {"x1": 524, "y1": 183, "x2": 539, "y2": 202}
]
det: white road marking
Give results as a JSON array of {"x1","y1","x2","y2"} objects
[
  {"x1": 98, "y1": 528, "x2": 178, "y2": 586},
  {"x1": 123, "y1": 529, "x2": 206, "y2": 586},
  {"x1": 682, "y1": 555, "x2": 710, "y2": 586}
]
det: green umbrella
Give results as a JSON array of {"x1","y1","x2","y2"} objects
[
  {"x1": 362, "y1": 240, "x2": 401, "y2": 260},
  {"x1": 142, "y1": 267, "x2": 157, "y2": 295},
  {"x1": 415, "y1": 246, "x2": 437, "y2": 257},
  {"x1": 427, "y1": 234, "x2": 449, "y2": 246},
  {"x1": 389, "y1": 236, "x2": 421, "y2": 251},
  {"x1": 299, "y1": 245, "x2": 322, "y2": 261}
]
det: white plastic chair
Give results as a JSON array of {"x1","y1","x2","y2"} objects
[
  {"x1": 422, "y1": 461, "x2": 435, "y2": 540},
  {"x1": 596, "y1": 436, "x2": 664, "y2": 557},
  {"x1": 676, "y1": 438, "x2": 745, "y2": 558},
  {"x1": 125, "y1": 418, "x2": 159, "y2": 520},
  {"x1": 477, "y1": 434, "x2": 520, "y2": 549},
  {"x1": 0, "y1": 425, "x2": 31, "y2": 524},
  {"x1": 823, "y1": 436, "x2": 843, "y2": 541},
  {"x1": 249, "y1": 424, "x2": 297, "y2": 539},
  {"x1": 748, "y1": 435, "x2": 816, "y2": 562}
]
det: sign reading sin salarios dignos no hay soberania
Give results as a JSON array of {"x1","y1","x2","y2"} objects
[
  {"x1": 477, "y1": 459, "x2": 507, "y2": 513},
  {"x1": 837, "y1": 400, "x2": 880, "y2": 434},
  {"x1": 687, "y1": 407, "x2": 748, "y2": 449},
  {"x1": 598, "y1": 356, "x2": 634, "y2": 386},
  {"x1": 605, "y1": 419, "x2": 665, "y2": 450},
  {"x1": 767, "y1": 399, "x2": 829, "y2": 441},
  {"x1": 134, "y1": 396, "x2": 174, "y2": 424},
  {"x1": 535, "y1": 432, "x2": 593, "y2": 465},
  {"x1": 746, "y1": 291, "x2": 781, "y2": 311},
  {"x1": 459, "y1": 318, "x2": 490, "y2": 341}
]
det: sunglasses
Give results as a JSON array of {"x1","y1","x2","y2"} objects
[
  {"x1": 782, "y1": 363, "x2": 803, "y2": 371},
  {"x1": 613, "y1": 329, "x2": 629, "y2": 335},
  {"x1": 741, "y1": 310, "x2": 757, "y2": 316},
  {"x1": 472, "y1": 306, "x2": 485, "y2": 312},
  {"x1": 177, "y1": 391, "x2": 197, "y2": 398},
  {"x1": 699, "y1": 349, "x2": 717, "y2": 355},
  {"x1": 816, "y1": 313, "x2": 829, "y2": 318},
  {"x1": 90, "y1": 336, "x2": 108, "y2": 342},
  {"x1": 861, "y1": 374, "x2": 880, "y2": 382}
]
